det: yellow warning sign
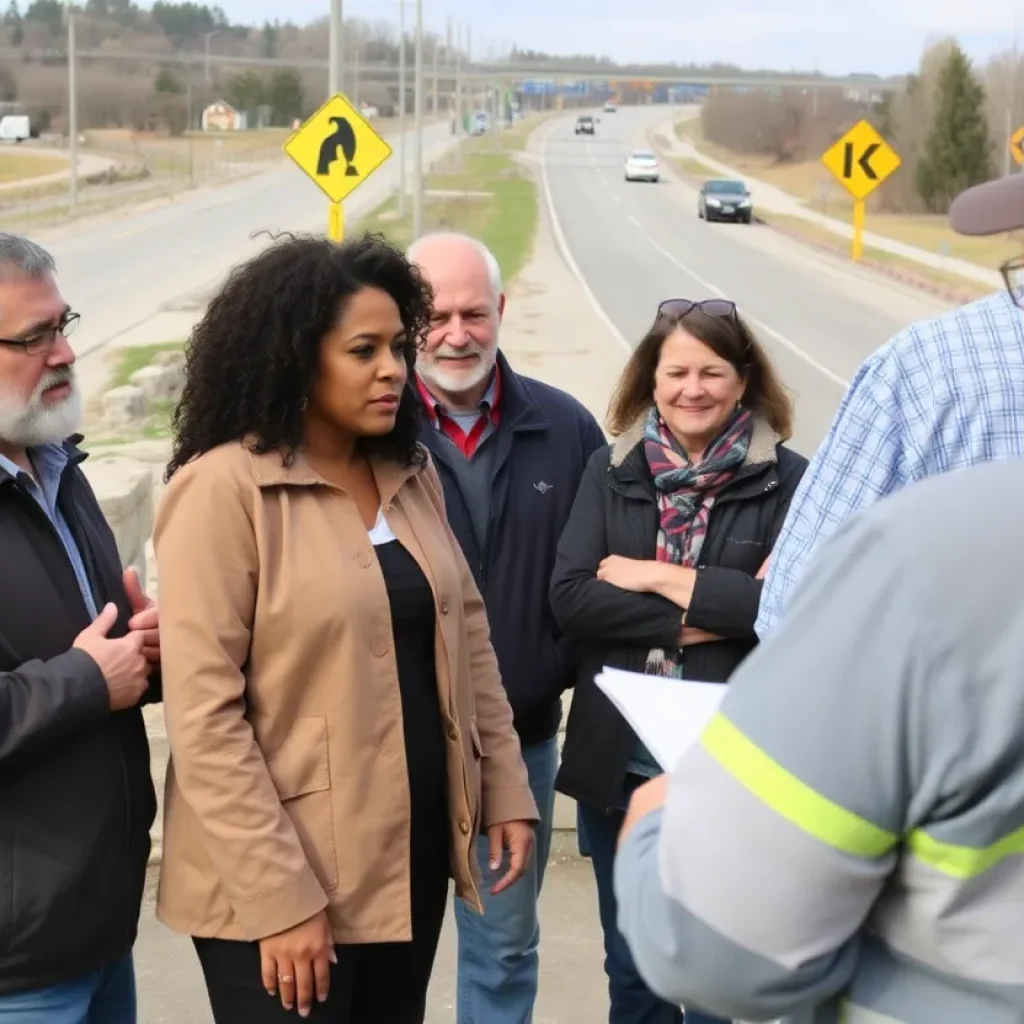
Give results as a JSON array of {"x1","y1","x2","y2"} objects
[
  {"x1": 283, "y1": 92, "x2": 393, "y2": 205},
  {"x1": 820, "y1": 120, "x2": 901, "y2": 201}
]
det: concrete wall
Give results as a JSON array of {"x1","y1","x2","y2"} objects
[{"x1": 82, "y1": 454, "x2": 154, "y2": 591}]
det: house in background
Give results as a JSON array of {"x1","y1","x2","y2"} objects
[{"x1": 201, "y1": 100, "x2": 247, "y2": 132}]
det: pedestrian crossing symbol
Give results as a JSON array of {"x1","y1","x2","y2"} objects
[{"x1": 284, "y1": 92, "x2": 393, "y2": 204}]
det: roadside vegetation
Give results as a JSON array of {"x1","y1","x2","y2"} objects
[
  {"x1": 0, "y1": 150, "x2": 67, "y2": 184},
  {"x1": 88, "y1": 341, "x2": 185, "y2": 446},
  {"x1": 679, "y1": 39, "x2": 1020, "y2": 271},
  {"x1": 357, "y1": 115, "x2": 542, "y2": 286}
]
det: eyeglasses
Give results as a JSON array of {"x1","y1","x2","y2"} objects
[
  {"x1": 0, "y1": 311, "x2": 81, "y2": 355},
  {"x1": 657, "y1": 298, "x2": 737, "y2": 321},
  {"x1": 1001, "y1": 256, "x2": 1024, "y2": 310}
]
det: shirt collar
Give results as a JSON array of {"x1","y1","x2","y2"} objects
[
  {"x1": 416, "y1": 361, "x2": 502, "y2": 426},
  {"x1": 0, "y1": 443, "x2": 69, "y2": 506}
]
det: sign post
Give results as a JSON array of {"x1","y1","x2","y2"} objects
[
  {"x1": 284, "y1": 92, "x2": 393, "y2": 243},
  {"x1": 1010, "y1": 126, "x2": 1024, "y2": 169},
  {"x1": 821, "y1": 120, "x2": 901, "y2": 263}
]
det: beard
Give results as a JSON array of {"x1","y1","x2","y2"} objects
[
  {"x1": 418, "y1": 339, "x2": 498, "y2": 396},
  {"x1": 0, "y1": 367, "x2": 83, "y2": 449}
]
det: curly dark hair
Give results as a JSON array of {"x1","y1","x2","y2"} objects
[{"x1": 166, "y1": 232, "x2": 433, "y2": 481}]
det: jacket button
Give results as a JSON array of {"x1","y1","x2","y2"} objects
[
  {"x1": 371, "y1": 637, "x2": 389, "y2": 657},
  {"x1": 447, "y1": 722, "x2": 459, "y2": 741},
  {"x1": 440, "y1": 598, "x2": 450, "y2": 615},
  {"x1": 355, "y1": 550, "x2": 372, "y2": 568},
  {"x1": 459, "y1": 820, "x2": 470, "y2": 835}
]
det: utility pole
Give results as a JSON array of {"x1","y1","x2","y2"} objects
[
  {"x1": 412, "y1": 0, "x2": 423, "y2": 240},
  {"x1": 329, "y1": 0, "x2": 343, "y2": 95},
  {"x1": 65, "y1": 2, "x2": 77, "y2": 210},
  {"x1": 454, "y1": 21, "x2": 463, "y2": 169},
  {"x1": 397, "y1": 0, "x2": 407, "y2": 218},
  {"x1": 328, "y1": 0, "x2": 343, "y2": 240},
  {"x1": 446, "y1": 17, "x2": 453, "y2": 119},
  {"x1": 432, "y1": 33, "x2": 439, "y2": 119},
  {"x1": 353, "y1": 38, "x2": 361, "y2": 107},
  {"x1": 203, "y1": 29, "x2": 220, "y2": 89}
]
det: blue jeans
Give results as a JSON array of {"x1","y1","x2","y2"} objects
[
  {"x1": 579, "y1": 786, "x2": 731, "y2": 1024},
  {"x1": 0, "y1": 955, "x2": 136, "y2": 1023},
  {"x1": 454, "y1": 736, "x2": 559, "y2": 1024}
]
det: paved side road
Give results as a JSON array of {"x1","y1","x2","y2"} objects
[{"x1": 135, "y1": 856, "x2": 607, "y2": 1024}]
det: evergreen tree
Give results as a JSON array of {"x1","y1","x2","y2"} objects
[
  {"x1": 4, "y1": 0, "x2": 23, "y2": 45},
  {"x1": 261, "y1": 20, "x2": 278, "y2": 59},
  {"x1": 917, "y1": 45, "x2": 994, "y2": 212}
]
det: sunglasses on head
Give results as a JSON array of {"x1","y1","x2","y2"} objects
[{"x1": 657, "y1": 298, "x2": 737, "y2": 320}]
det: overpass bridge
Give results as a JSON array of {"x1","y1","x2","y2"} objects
[{"x1": 5, "y1": 47, "x2": 904, "y2": 94}]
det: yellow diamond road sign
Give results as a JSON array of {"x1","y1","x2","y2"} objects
[
  {"x1": 821, "y1": 119, "x2": 901, "y2": 200},
  {"x1": 284, "y1": 92, "x2": 393, "y2": 204},
  {"x1": 1011, "y1": 126, "x2": 1024, "y2": 168}
]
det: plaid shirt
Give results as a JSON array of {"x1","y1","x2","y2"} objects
[
  {"x1": 757, "y1": 290, "x2": 1024, "y2": 638},
  {"x1": 415, "y1": 365, "x2": 502, "y2": 458}
]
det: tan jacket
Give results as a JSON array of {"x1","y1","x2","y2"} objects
[{"x1": 152, "y1": 442, "x2": 538, "y2": 945}]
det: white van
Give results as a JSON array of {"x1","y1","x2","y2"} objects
[{"x1": 0, "y1": 115, "x2": 31, "y2": 143}]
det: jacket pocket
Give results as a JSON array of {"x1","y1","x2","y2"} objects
[
  {"x1": 265, "y1": 717, "x2": 338, "y2": 892},
  {"x1": 469, "y1": 718, "x2": 487, "y2": 759},
  {"x1": 468, "y1": 718, "x2": 485, "y2": 836}
]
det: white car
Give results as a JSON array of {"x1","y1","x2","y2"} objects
[{"x1": 625, "y1": 149, "x2": 659, "y2": 183}]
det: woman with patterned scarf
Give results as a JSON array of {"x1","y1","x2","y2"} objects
[{"x1": 550, "y1": 298, "x2": 807, "y2": 1024}]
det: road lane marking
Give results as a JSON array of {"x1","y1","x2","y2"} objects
[
  {"x1": 538, "y1": 117, "x2": 848, "y2": 390},
  {"x1": 539, "y1": 120, "x2": 632, "y2": 355}
]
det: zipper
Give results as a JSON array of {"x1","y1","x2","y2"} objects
[{"x1": 60, "y1": 487, "x2": 139, "y2": 948}]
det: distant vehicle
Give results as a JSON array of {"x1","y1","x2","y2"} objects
[
  {"x1": 698, "y1": 179, "x2": 753, "y2": 223},
  {"x1": 604, "y1": 101, "x2": 617, "y2": 113},
  {"x1": 575, "y1": 115, "x2": 595, "y2": 135},
  {"x1": 0, "y1": 115, "x2": 30, "y2": 143},
  {"x1": 624, "y1": 149, "x2": 660, "y2": 183}
]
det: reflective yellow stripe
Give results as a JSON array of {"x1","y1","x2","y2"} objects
[
  {"x1": 909, "y1": 824, "x2": 1024, "y2": 879},
  {"x1": 701, "y1": 713, "x2": 897, "y2": 859}
]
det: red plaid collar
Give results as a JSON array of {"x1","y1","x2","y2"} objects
[{"x1": 416, "y1": 363, "x2": 502, "y2": 458}]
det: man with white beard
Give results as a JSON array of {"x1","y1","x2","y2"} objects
[
  {"x1": 408, "y1": 232, "x2": 606, "y2": 1023},
  {"x1": 0, "y1": 233, "x2": 160, "y2": 1022}
]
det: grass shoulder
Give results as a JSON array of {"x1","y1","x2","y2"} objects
[{"x1": 357, "y1": 122, "x2": 542, "y2": 283}]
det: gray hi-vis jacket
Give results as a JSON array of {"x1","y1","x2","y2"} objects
[{"x1": 614, "y1": 457, "x2": 1024, "y2": 1024}]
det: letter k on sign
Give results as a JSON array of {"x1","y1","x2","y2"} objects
[{"x1": 821, "y1": 119, "x2": 902, "y2": 201}]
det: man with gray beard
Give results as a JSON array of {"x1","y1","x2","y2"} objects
[
  {"x1": 0, "y1": 233, "x2": 160, "y2": 1022},
  {"x1": 409, "y1": 232, "x2": 606, "y2": 1023}
]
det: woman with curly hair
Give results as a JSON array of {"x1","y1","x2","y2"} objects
[{"x1": 152, "y1": 233, "x2": 538, "y2": 1024}]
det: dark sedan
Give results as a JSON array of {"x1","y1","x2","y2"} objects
[{"x1": 698, "y1": 179, "x2": 753, "y2": 223}]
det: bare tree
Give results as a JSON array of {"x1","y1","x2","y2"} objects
[
  {"x1": 877, "y1": 37, "x2": 958, "y2": 212},
  {"x1": 983, "y1": 48, "x2": 1024, "y2": 176}
]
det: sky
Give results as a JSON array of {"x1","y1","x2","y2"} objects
[{"x1": 211, "y1": 0, "x2": 1020, "y2": 76}]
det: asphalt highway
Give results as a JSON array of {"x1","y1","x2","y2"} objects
[{"x1": 537, "y1": 106, "x2": 953, "y2": 454}]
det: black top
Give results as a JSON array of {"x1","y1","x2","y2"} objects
[
  {"x1": 375, "y1": 538, "x2": 449, "y2": 861},
  {"x1": 0, "y1": 437, "x2": 158, "y2": 995},
  {"x1": 415, "y1": 351, "x2": 607, "y2": 747},
  {"x1": 549, "y1": 438, "x2": 808, "y2": 813}
]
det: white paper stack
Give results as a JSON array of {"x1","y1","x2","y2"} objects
[{"x1": 594, "y1": 666, "x2": 726, "y2": 772}]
